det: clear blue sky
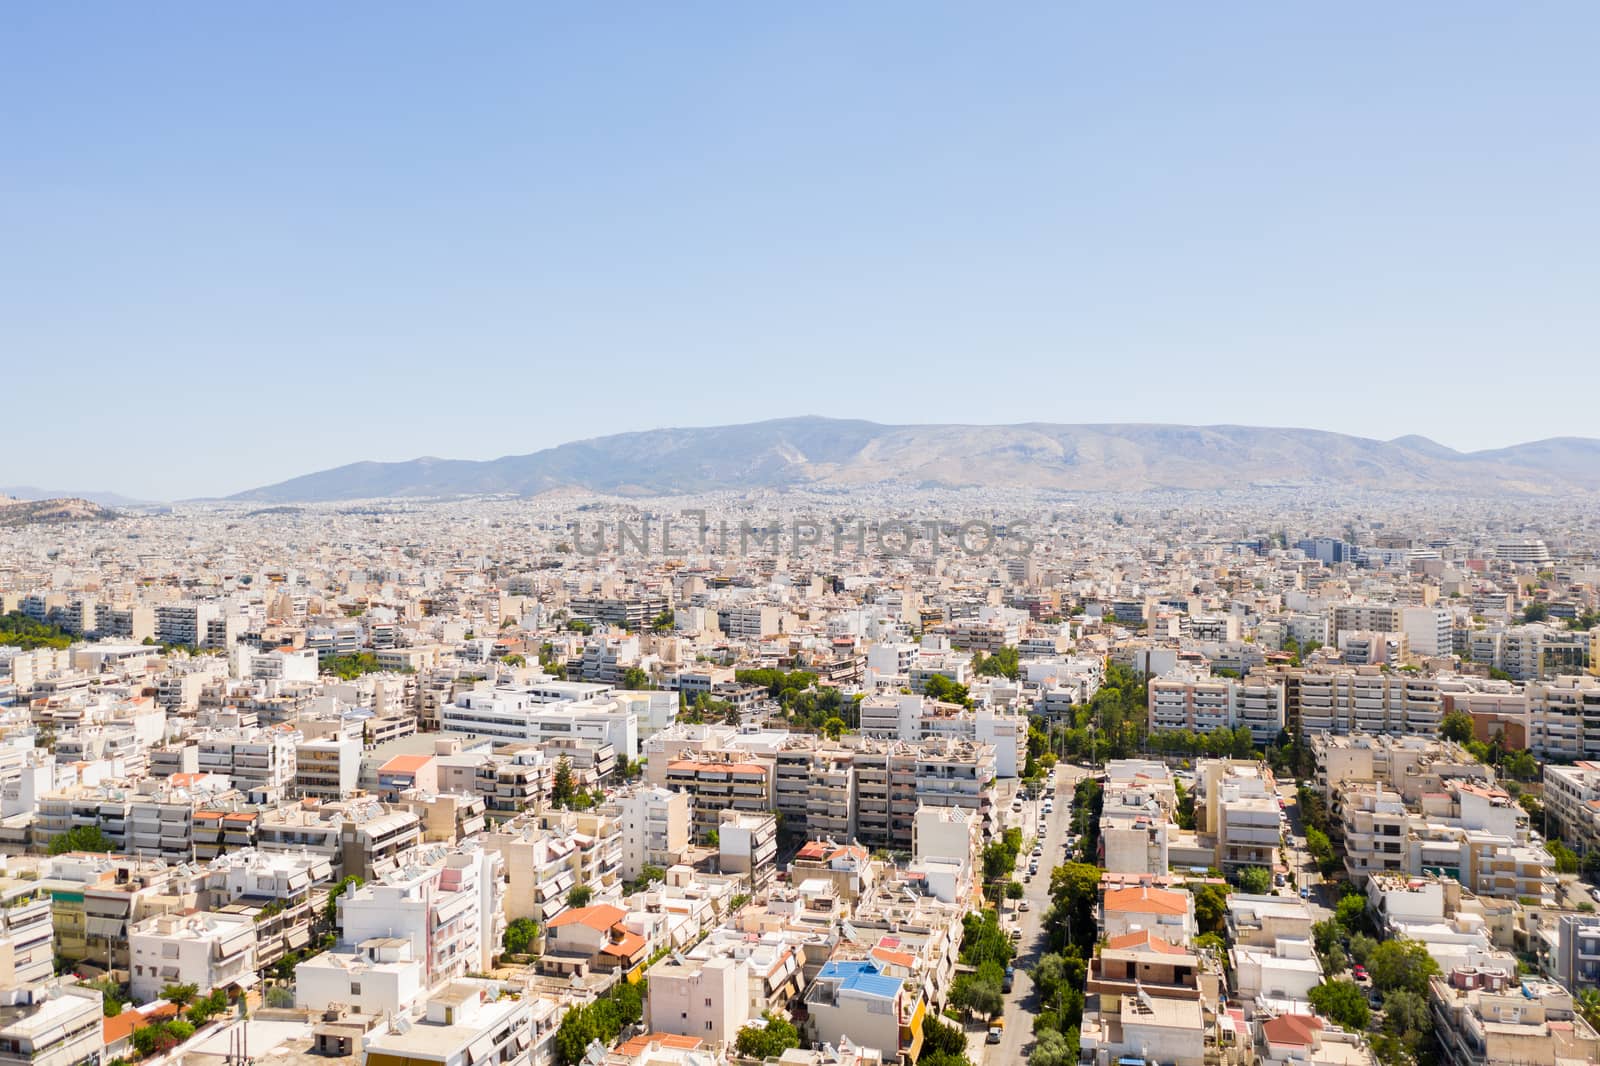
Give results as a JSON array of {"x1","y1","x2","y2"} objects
[{"x1": 4, "y1": 4, "x2": 1597, "y2": 499}]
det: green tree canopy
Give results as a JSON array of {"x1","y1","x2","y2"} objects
[
  {"x1": 1308, "y1": 980, "x2": 1370, "y2": 1030},
  {"x1": 734, "y1": 1013, "x2": 800, "y2": 1059},
  {"x1": 1440, "y1": 710, "x2": 1475, "y2": 744},
  {"x1": 1365, "y1": 937, "x2": 1440, "y2": 997},
  {"x1": 503, "y1": 917, "x2": 538, "y2": 956},
  {"x1": 49, "y1": 825, "x2": 116, "y2": 855}
]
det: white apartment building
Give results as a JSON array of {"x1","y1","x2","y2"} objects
[
  {"x1": 361, "y1": 982, "x2": 535, "y2": 1066},
  {"x1": 0, "y1": 982, "x2": 105, "y2": 1066},
  {"x1": 1402, "y1": 606, "x2": 1454, "y2": 658},
  {"x1": 1100, "y1": 761, "x2": 1177, "y2": 875},
  {"x1": 197, "y1": 726, "x2": 299, "y2": 793},
  {"x1": 1294, "y1": 668, "x2": 1445, "y2": 735},
  {"x1": 128, "y1": 911, "x2": 257, "y2": 1002},
  {"x1": 441, "y1": 689, "x2": 639, "y2": 761},
  {"x1": 1195, "y1": 759, "x2": 1280, "y2": 872},
  {"x1": 648, "y1": 954, "x2": 750, "y2": 1046},
  {"x1": 1147, "y1": 671, "x2": 1286, "y2": 742},
  {"x1": 339, "y1": 846, "x2": 504, "y2": 990},
  {"x1": 295, "y1": 736, "x2": 362, "y2": 799},
  {"x1": 483, "y1": 811, "x2": 623, "y2": 925},
  {"x1": 599, "y1": 785, "x2": 689, "y2": 881},
  {"x1": 296, "y1": 936, "x2": 425, "y2": 1017},
  {"x1": 233, "y1": 646, "x2": 318, "y2": 682}
]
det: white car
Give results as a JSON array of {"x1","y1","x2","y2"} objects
[{"x1": 1018, "y1": 899, "x2": 1031, "y2": 911}]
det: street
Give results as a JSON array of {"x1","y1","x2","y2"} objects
[
  {"x1": 969, "y1": 762, "x2": 1087, "y2": 1066},
  {"x1": 1277, "y1": 778, "x2": 1334, "y2": 924}
]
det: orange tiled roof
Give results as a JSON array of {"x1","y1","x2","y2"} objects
[
  {"x1": 1103, "y1": 885, "x2": 1189, "y2": 916},
  {"x1": 1261, "y1": 1013, "x2": 1322, "y2": 1046},
  {"x1": 1105, "y1": 929, "x2": 1190, "y2": 955},
  {"x1": 379, "y1": 754, "x2": 434, "y2": 774},
  {"x1": 601, "y1": 930, "x2": 648, "y2": 957},
  {"x1": 547, "y1": 904, "x2": 629, "y2": 932}
]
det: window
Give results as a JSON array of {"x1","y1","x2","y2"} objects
[
  {"x1": 350, "y1": 982, "x2": 362, "y2": 996},
  {"x1": 704, "y1": 998, "x2": 712, "y2": 1007},
  {"x1": 705, "y1": 1022, "x2": 713, "y2": 1032}
]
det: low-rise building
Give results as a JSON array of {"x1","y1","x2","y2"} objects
[
  {"x1": 360, "y1": 982, "x2": 534, "y2": 1066},
  {"x1": 128, "y1": 911, "x2": 257, "y2": 1003},
  {"x1": 0, "y1": 981, "x2": 105, "y2": 1066}
]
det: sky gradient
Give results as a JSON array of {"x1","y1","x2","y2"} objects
[{"x1": 4, "y1": 4, "x2": 1597, "y2": 499}]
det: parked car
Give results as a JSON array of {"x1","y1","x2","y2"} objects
[
  {"x1": 1353, "y1": 964, "x2": 1369, "y2": 981},
  {"x1": 1300, "y1": 887, "x2": 1312, "y2": 899},
  {"x1": 1002, "y1": 965, "x2": 1015, "y2": 992},
  {"x1": 1019, "y1": 899, "x2": 1031, "y2": 911}
]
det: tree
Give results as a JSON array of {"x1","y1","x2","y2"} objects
[
  {"x1": 1006, "y1": 880, "x2": 1025, "y2": 900},
  {"x1": 621, "y1": 666, "x2": 653, "y2": 690},
  {"x1": 1308, "y1": 980, "x2": 1370, "y2": 1030},
  {"x1": 86, "y1": 978, "x2": 125, "y2": 1017},
  {"x1": 1577, "y1": 989, "x2": 1600, "y2": 1032},
  {"x1": 650, "y1": 610, "x2": 675, "y2": 634},
  {"x1": 1440, "y1": 710, "x2": 1475, "y2": 744},
  {"x1": 568, "y1": 884, "x2": 592, "y2": 908},
  {"x1": 1192, "y1": 882, "x2": 1230, "y2": 935},
  {"x1": 503, "y1": 917, "x2": 538, "y2": 956},
  {"x1": 949, "y1": 972, "x2": 1003, "y2": 1019},
  {"x1": 186, "y1": 989, "x2": 228, "y2": 1025},
  {"x1": 1381, "y1": 988, "x2": 1429, "y2": 1039},
  {"x1": 1305, "y1": 826, "x2": 1337, "y2": 875},
  {"x1": 160, "y1": 983, "x2": 198, "y2": 1006},
  {"x1": 1335, "y1": 894, "x2": 1370, "y2": 934},
  {"x1": 1029, "y1": 1029, "x2": 1075, "y2": 1066},
  {"x1": 1524, "y1": 601, "x2": 1550, "y2": 623},
  {"x1": 1547, "y1": 839, "x2": 1580, "y2": 874},
  {"x1": 821, "y1": 716, "x2": 847, "y2": 740},
  {"x1": 49, "y1": 825, "x2": 115, "y2": 855},
  {"x1": 734, "y1": 1013, "x2": 801, "y2": 1059},
  {"x1": 974, "y1": 646, "x2": 1021, "y2": 680},
  {"x1": 919, "y1": 1014, "x2": 968, "y2": 1060},
  {"x1": 1236, "y1": 867, "x2": 1272, "y2": 894},
  {"x1": 551, "y1": 757, "x2": 576, "y2": 808},
  {"x1": 923, "y1": 673, "x2": 972, "y2": 708},
  {"x1": 1502, "y1": 749, "x2": 1539, "y2": 781},
  {"x1": 325, "y1": 875, "x2": 363, "y2": 925},
  {"x1": 1366, "y1": 937, "x2": 1440, "y2": 997}
]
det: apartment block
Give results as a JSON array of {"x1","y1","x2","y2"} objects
[
  {"x1": 0, "y1": 981, "x2": 105, "y2": 1066},
  {"x1": 1195, "y1": 759, "x2": 1280, "y2": 872},
  {"x1": 128, "y1": 911, "x2": 256, "y2": 1003}
]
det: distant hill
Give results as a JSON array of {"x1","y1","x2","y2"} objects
[
  {"x1": 0, "y1": 496, "x2": 118, "y2": 527},
  {"x1": 226, "y1": 417, "x2": 1600, "y2": 501},
  {"x1": 0, "y1": 486, "x2": 151, "y2": 508}
]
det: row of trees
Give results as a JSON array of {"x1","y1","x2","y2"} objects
[
  {"x1": 0, "y1": 611, "x2": 73, "y2": 650},
  {"x1": 1025, "y1": 862, "x2": 1100, "y2": 1065},
  {"x1": 947, "y1": 911, "x2": 1015, "y2": 1020}
]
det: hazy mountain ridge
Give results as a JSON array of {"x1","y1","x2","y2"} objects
[
  {"x1": 0, "y1": 496, "x2": 119, "y2": 527},
  {"x1": 227, "y1": 418, "x2": 1600, "y2": 501}
]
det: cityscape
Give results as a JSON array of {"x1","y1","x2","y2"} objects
[{"x1": 5, "y1": 7, "x2": 1599, "y2": 1066}]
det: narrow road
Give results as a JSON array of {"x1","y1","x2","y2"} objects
[{"x1": 973, "y1": 763, "x2": 1087, "y2": 1066}]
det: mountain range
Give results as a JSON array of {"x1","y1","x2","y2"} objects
[{"x1": 224, "y1": 418, "x2": 1600, "y2": 502}]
